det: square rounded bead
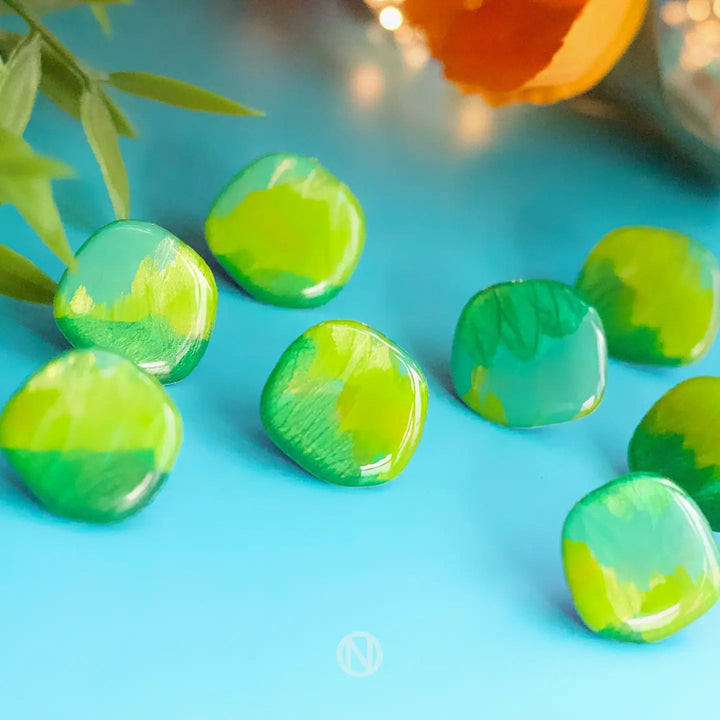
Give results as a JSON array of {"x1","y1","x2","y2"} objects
[
  {"x1": 629, "y1": 376, "x2": 720, "y2": 531},
  {"x1": 0, "y1": 349, "x2": 183, "y2": 523},
  {"x1": 54, "y1": 220, "x2": 217, "y2": 384},
  {"x1": 563, "y1": 473, "x2": 720, "y2": 642},
  {"x1": 451, "y1": 279, "x2": 607, "y2": 428},
  {"x1": 576, "y1": 226, "x2": 720, "y2": 365},
  {"x1": 205, "y1": 153, "x2": 365, "y2": 308},
  {"x1": 261, "y1": 320, "x2": 427, "y2": 486}
]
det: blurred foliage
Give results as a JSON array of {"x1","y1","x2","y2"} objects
[{"x1": 0, "y1": 0, "x2": 262, "y2": 304}]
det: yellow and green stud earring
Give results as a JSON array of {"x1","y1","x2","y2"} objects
[
  {"x1": 260, "y1": 320, "x2": 428, "y2": 487},
  {"x1": 54, "y1": 220, "x2": 218, "y2": 384},
  {"x1": 205, "y1": 153, "x2": 366, "y2": 308}
]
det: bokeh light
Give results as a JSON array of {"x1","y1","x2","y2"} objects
[
  {"x1": 350, "y1": 63, "x2": 385, "y2": 108},
  {"x1": 379, "y1": 6, "x2": 403, "y2": 32}
]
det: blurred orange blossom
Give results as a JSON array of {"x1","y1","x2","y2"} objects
[{"x1": 403, "y1": 0, "x2": 649, "y2": 106}]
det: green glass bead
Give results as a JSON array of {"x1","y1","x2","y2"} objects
[
  {"x1": 205, "y1": 153, "x2": 365, "y2": 308},
  {"x1": 261, "y1": 320, "x2": 428, "y2": 486},
  {"x1": 629, "y1": 376, "x2": 720, "y2": 531},
  {"x1": 0, "y1": 349, "x2": 183, "y2": 523},
  {"x1": 576, "y1": 226, "x2": 720, "y2": 365},
  {"x1": 562, "y1": 472, "x2": 720, "y2": 643},
  {"x1": 54, "y1": 220, "x2": 217, "y2": 384},
  {"x1": 450, "y1": 279, "x2": 607, "y2": 428}
]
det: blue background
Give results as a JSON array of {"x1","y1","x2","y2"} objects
[{"x1": 2, "y1": 1, "x2": 720, "y2": 717}]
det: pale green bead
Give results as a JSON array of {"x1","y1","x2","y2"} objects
[{"x1": 451, "y1": 279, "x2": 607, "y2": 428}]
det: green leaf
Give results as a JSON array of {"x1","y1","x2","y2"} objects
[
  {"x1": 0, "y1": 129, "x2": 72, "y2": 177},
  {"x1": 0, "y1": 32, "x2": 41, "y2": 135},
  {"x1": 0, "y1": 28, "x2": 16, "y2": 53},
  {"x1": 108, "y1": 71, "x2": 263, "y2": 116},
  {"x1": 0, "y1": 0, "x2": 130, "y2": 15},
  {"x1": 100, "y1": 88, "x2": 137, "y2": 137},
  {"x1": 35, "y1": 40, "x2": 84, "y2": 117},
  {"x1": 2, "y1": 0, "x2": 94, "y2": 78},
  {"x1": 32, "y1": 40, "x2": 138, "y2": 137},
  {"x1": 0, "y1": 30, "x2": 74, "y2": 115},
  {"x1": 81, "y1": 84, "x2": 129, "y2": 218},
  {"x1": 0, "y1": 30, "x2": 137, "y2": 138},
  {"x1": 0, "y1": 128, "x2": 75, "y2": 267},
  {"x1": 0, "y1": 153, "x2": 69, "y2": 177},
  {"x1": 0, "y1": 242, "x2": 56, "y2": 304},
  {"x1": 0, "y1": 177, "x2": 75, "y2": 267},
  {"x1": 90, "y1": 4, "x2": 111, "y2": 34}
]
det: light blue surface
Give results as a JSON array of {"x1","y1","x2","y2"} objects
[{"x1": 2, "y1": 1, "x2": 720, "y2": 717}]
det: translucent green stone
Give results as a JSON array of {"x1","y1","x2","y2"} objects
[
  {"x1": 205, "y1": 153, "x2": 365, "y2": 308},
  {"x1": 450, "y1": 279, "x2": 607, "y2": 428},
  {"x1": 0, "y1": 349, "x2": 183, "y2": 523},
  {"x1": 54, "y1": 220, "x2": 217, "y2": 384},
  {"x1": 576, "y1": 226, "x2": 720, "y2": 365},
  {"x1": 562, "y1": 472, "x2": 720, "y2": 643},
  {"x1": 261, "y1": 320, "x2": 427, "y2": 486},
  {"x1": 629, "y1": 377, "x2": 720, "y2": 531}
]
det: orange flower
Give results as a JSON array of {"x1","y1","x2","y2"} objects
[{"x1": 403, "y1": 0, "x2": 648, "y2": 106}]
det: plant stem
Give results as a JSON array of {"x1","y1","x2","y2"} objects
[{"x1": 1, "y1": 0, "x2": 89, "y2": 87}]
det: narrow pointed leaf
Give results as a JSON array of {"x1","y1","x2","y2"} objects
[
  {"x1": 0, "y1": 125, "x2": 73, "y2": 177},
  {"x1": 41, "y1": 43, "x2": 137, "y2": 136},
  {"x1": 2, "y1": 0, "x2": 92, "y2": 76},
  {"x1": 0, "y1": 30, "x2": 137, "y2": 137},
  {"x1": 37, "y1": 41, "x2": 84, "y2": 118},
  {"x1": 108, "y1": 71, "x2": 263, "y2": 116},
  {"x1": 0, "y1": 29, "x2": 83, "y2": 119},
  {"x1": 0, "y1": 32, "x2": 41, "y2": 135},
  {"x1": 0, "y1": 0, "x2": 131, "y2": 15},
  {"x1": 0, "y1": 176, "x2": 75, "y2": 267},
  {"x1": 101, "y1": 88, "x2": 137, "y2": 137},
  {"x1": 0, "y1": 149, "x2": 72, "y2": 177},
  {"x1": 81, "y1": 85, "x2": 129, "y2": 218},
  {"x1": 0, "y1": 242, "x2": 57, "y2": 304},
  {"x1": 90, "y1": 4, "x2": 111, "y2": 34},
  {"x1": 0, "y1": 129, "x2": 75, "y2": 266},
  {"x1": 0, "y1": 28, "x2": 16, "y2": 55}
]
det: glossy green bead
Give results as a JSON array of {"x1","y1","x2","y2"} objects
[
  {"x1": 450, "y1": 279, "x2": 607, "y2": 428},
  {"x1": 629, "y1": 376, "x2": 720, "y2": 531},
  {"x1": 562, "y1": 472, "x2": 720, "y2": 643},
  {"x1": 576, "y1": 226, "x2": 720, "y2": 365},
  {"x1": 0, "y1": 349, "x2": 183, "y2": 523},
  {"x1": 205, "y1": 153, "x2": 365, "y2": 308},
  {"x1": 54, "y1": 220, "x2": 217, "y2": 384},
  {"x1": 261, "y1": 320, "x2": 428, "y2": 486}
]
